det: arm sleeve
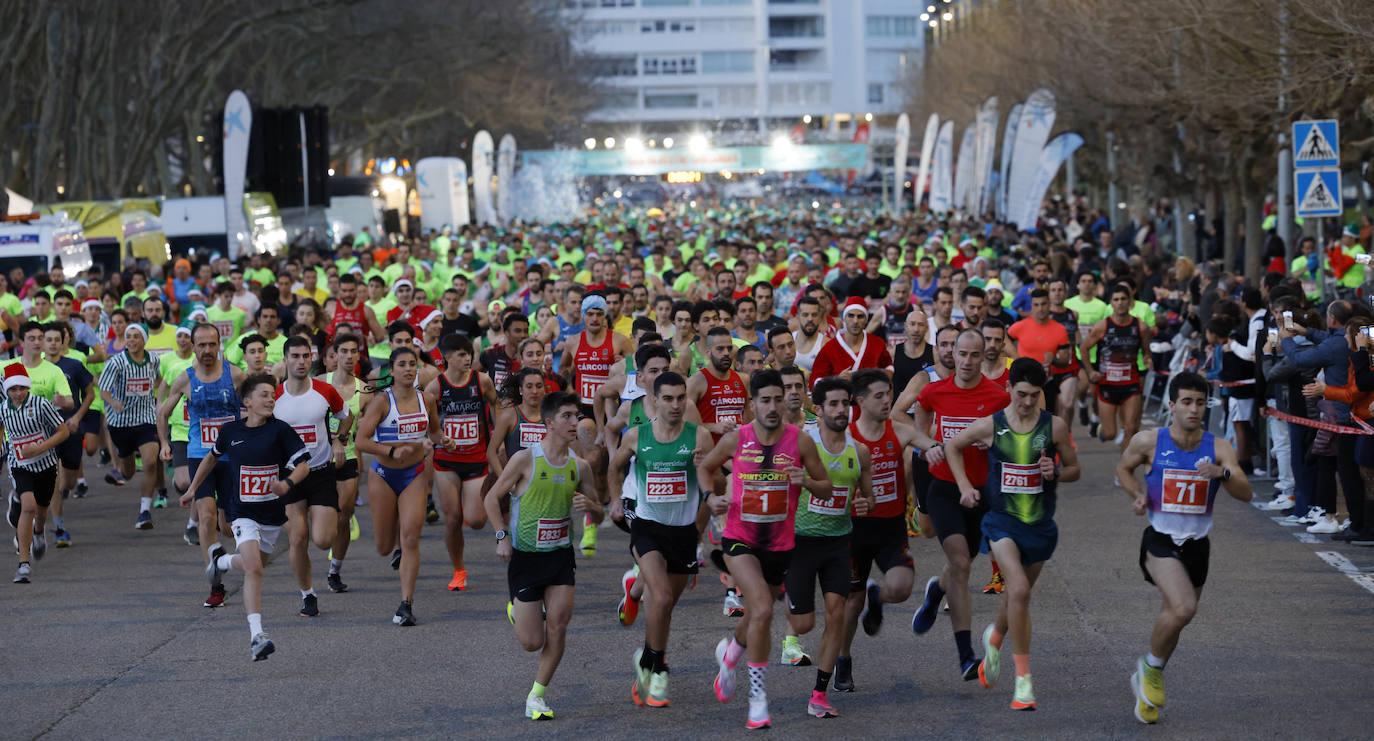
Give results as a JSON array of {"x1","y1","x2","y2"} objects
[
  {"x1": 1231, "y1": 317, "x2": 1262, "y2": 362},
  {"x1": 1284, "y1": 335, "x2": 1344, "y2": 369},
  {"x1": 317, "y1": 379, "x2": 348, "y2": 417}
]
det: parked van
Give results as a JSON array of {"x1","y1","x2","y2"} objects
[
  {"x1": 161, "y1": 192, "x2": 288, "y2": 259},
  {"x1": 35, "y1": 199, "x2": 168, "y2": 273},
  {"x1": 0, "y1": 213, "x2": 94, "y2": 277}
]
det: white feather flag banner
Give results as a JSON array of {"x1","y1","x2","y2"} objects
[
  {"x1": 914, "y1": 113, "x2": 939, "y2": 212},
  {"x1": 471, "y1": 130, "x2": 496, "y2": 225},
  {"x1": 953, "y1": 125, "x2": 976, "y2": 212},
  {"x1": 973, "y1": 97, "x2": 999, "y2": 216},
  {"x1": 1005, "y1": 88, "x2": 1056, "y2": 229},
  {"x1": 497, "y1": 134, "x2": 517, "y2": 225},
  {"x1": 1015, "y1": 132, "x2": 1083, "y2": 231},
  {"x1": 892, "y1": 113, "x2": 910, "y2": 215},
  {"x1": 996, "y1": 103, "x2": 1022, "y2": 221},
  {"x1": 929, "y1": 120, "x2": 955, "y2": 213}
]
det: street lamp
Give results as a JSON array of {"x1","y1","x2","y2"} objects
[
  {"x1": 663, "y1": 136, "x2": 675, "y2": 148},
  {"x1": 942, "y1": 11, "x2": 953, "y2": 20},
  {"x1": 929, "y1": 19, "x2": 938, "y2": 27},
  {"x1": 920, "y1": 12, "x2": 929, "y2": 21},
  {"x1": 625, "y1": 137, "x2": 644, "y2": 153},
  {"x1": 604, "y1": 137, "x2": 616, "y2": 149},
  {"x1": 584, "y1": 137, "x2": 596, "y2": 150},
  {"x1": 927, "y1": 5, "x2": 936, "y2": 11},
  {"x1": 803, "y1": 114, "x2": 812, "y2": 124},
  {"x1": 864, "y1": 113, "x2": 873, "y2": 122},
  {"x1": 688, "y1": 134, "x2": 708, "y2": 153}
]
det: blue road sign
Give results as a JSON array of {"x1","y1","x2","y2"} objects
[
  {"x1": 1293, "y1": 120, "x2": 1339, "y2": 169},
  {"x1": 1295, "y1": 168, "x2": 1341, "y2": 218}
]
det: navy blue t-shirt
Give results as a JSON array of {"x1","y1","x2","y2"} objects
[
  {"x1": 53, "y1": 355, "x2": 94, "y2": 419},
  {"x1": 212, "y1": 417, "x2": 308, "y2": 525}
]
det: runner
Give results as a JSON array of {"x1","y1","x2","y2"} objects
[
  {"x1": 892, "y1": 308, "x2": 934, "y2": 398},
  {"x1": 356, "y1": 345, "x2": 449, "y2": 626},
  {"x1": 687, "y1": 327, "x2": 750, "y2": 443},
  {"x1": 43, "y1": 323, "x2": 93, "y2": 548},
  {"x1": 484, "y1": 390, "x2": 603, "y2": 721},
  {"x1": 1080, "y1": 283, "x2": 1153, "y2": 449},
  {"x1": 2, "y1": 364, "x2": 69, "y2": 584},
  {"x1": 488, "y1": 368, "x2": 549, "y2": 475},
  {"x1": 1114, "y1": 371, "x2": 1252, "y2": 723},
  {"x1": 155, "y1": 325, "x2": 195, "y2": 514},
  {"x1": 945, "y1": 358, "x2": 1081, "y2": 711},
  {"x1": 478, "y1": 312, "x2": 529, "y2": 390},
  {"x1": 980, "y1": 318, "x2": 1012, "y2": 387},
  {"x1": 158, "y1": 323, "x2": 244, "y2": 608},
  {"x1": 326, "y1": 273, "x2": 384, "y2": 342},
  {"x1": 783, "y1": 376, "x2": 874, "y2": 718},
  {"x1": 910, "y1": 329, "x2": 1011, "y2": 681},
  {"x1": 273, "y1": 336, "x2": 353, "y2": 618},
  {"x1": 426, "y1": 333, "x2": 498, "y2": 592},
  {"x1": 324, "y1": 333, "x2": 370, "y2": 593},
  {"x1": 810, "y1": 298, "x2": 895, "y2": 385},
  {"x1": 192, "y1": 373, "x2": 312, "y2": 661},
  {"x1": 793, "y1": 297, "x2": 826, "y2": 373},
  {"x1": 1064, "y1": 272, "x2": 1110, "y2": 428},
  {"x1": 697, "y1": 369, "x2": 833, "y2": 729},
  {"x1": 97, "y1": 323, "x2": 162, "y2": 530},
  {"x1": 1046, "y1": 279, "x2": 1083, "y2": 426},
  {"x1": 835, "y1": 368, "x2": 917, "y2": 691},
  {"x1": 607, "y1": 371, "x2": 713, "y2": 708},
  {"x1": 672, "y1": 300, "x2": 718, "y2": 377},
  {"x1": 207, "y1": 281, "x2": 247, "y2": 345}
]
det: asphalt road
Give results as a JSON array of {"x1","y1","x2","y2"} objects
[{"x1": 4, "y1": 434, "x2": 1373, "y2": 740}]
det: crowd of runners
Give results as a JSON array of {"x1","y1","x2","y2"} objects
[{"x1": 5, "y1": 199, "x2": 1279, "y2": 727}]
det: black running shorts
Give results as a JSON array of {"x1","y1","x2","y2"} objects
[
  {"x1": 784, "y1": 534, "x2": 850, "y2": 614},
  {"x1": 925, "y1": 478, "x2": 988, "y2": 559},
  {"x1": 508, "y1": 547, "x2": 577, "y2": 602},
  {"x1": 848, "y1": 515, "x2": 914, "y2": 591},
  {"x1": 286, "y1": 464, "x2": 339, "y2": 509},
  {"x1": 1139, "y1": 526, "x2": 1210, "y2": 588},
  {"x1": 630, "y1": 518, "x2": 700, "y2": 575}
]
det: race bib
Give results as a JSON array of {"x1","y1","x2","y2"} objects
[
  {"x1": 12, "y1": 431, "x2": 44, "y2": 463},
  {"x1": 1000, "y1": 462, "x2": 1043, "y2": 494},
  {"x1": 239, "y1": 464, "x2": 279, "y2": 503},
  {"x1": 578, "y1": 373, "x2": 607, "y2": 403},
  {"x1": 291, "y1": 424, "x2": 318, "y2": 446},
  {"x1": 1160, "y1": 468, "x2": 1210, "y2": 515},
  {"x1": 397, "y1": 412, "x2": 428, "y2": 440},
  {"x1": 443, "y1": 414, "x2": 480, "y2": 446},
  {"x1": 200, "y1": 416, "x2": 233, "y2": 447},
  {"x1": 125, "y1": 376, "x2": 152, "y2": 396},
  {"x1": 939, "y1": 415, "x2": 976, "y2": 442},
  {"x1": 645, "y1": 470, "x2": 689, "y2": 503},
  {"x1": 716, "y1": 406, "x2": 743, "y2": 425},
  {"x1": 1102, "y1": 361, "x2": 1132, "y2": 383},
  {"x1": 536, "y1": 517, "x2": 571, "y2": 549},
  {"x1": 872, "y1": 471, "x2": 899, "y2": 504},
  {"x1": 807, "y1": 485, "x2": 849, "y2": 516},
  {"x1": 212, "y1": 320, "x2": 234, "y2": 339},
  {"x1": 740, "y1": 478, "x2": 789, "y2": 523},
  {"x1": 182, "y1": 403, "x2": 189, "y2": 422},
  {"x1": 518, "y1": 423, "x2": 545, "y2": 448}
]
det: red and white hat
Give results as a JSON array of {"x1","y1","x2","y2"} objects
[
  {"x1": 842, "y1": 296, "x2": 869, "y2": 317},
  {"x1": 3, "y1": 363, "x2": 31, "y2": 392}
]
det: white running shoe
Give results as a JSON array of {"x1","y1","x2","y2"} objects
[
  {"x1": 525, "y1": 694, "x2": 554, "y2": 720},
  {"x1": 1307, "y1": 516, "x2": 1341, "y2": 534},
  {"x1": 714, "y1": 637, "x2": 738, "y2": 703},
  {"x1": 746, "y1": 695, "x2": 770, "y2": 729},
  {"x1": 1296, "y1": 506, "x2": 1325, "y2": 525},
  {"x1": 1261, "y1": 493, "x2": 1295, "y2": 511}
]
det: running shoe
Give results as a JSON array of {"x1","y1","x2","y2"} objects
[
  {"x1": 807, "y1": 690, "x2": 838, "y2": 719},
  {"x1": 713, "y1": 637, "x2": 737, "y2": 703},
  {"x1": 1011, "y1": 674, "x2": 1037, "y2": 710},
  {"x1": 746, "y1": 695, "x2": 770, "y2": 730},
  {"x1": 54, "y1": 529, "x2": 70, "y2": 548},
  {"x1": 580, "y1": 523, "x2": 598, "y2": 556},
  {"x1": 13, "y1": 562, "x2": 31, "y2": 583},
  {"x1": 1133, "y1": 657, "x2": 1165, "y2": 708},
  {"x1": 1133, "y1": 695, "x2": 1159, "y2": 724},
  {"x1": 390, "y1": 548, "x2": 402, "y2": 570},
  {"x1": 832, "y1": 656, "x2": 854, "y2": 692},
  {"x1": 506, "y1": 601, "x2": 515, "y2": 626},
  {"x1": 104, "y1": 469, "x2": 125, "y2": 486},
  {"x1": 206, "y1": 544, "x2": 228, "y2": 588},
  {"x1": 98, "y1": 449, "x2": 111, "y2": 466},
  {"x1": 204, "y1": 584, "x2": 226, "y2": 608},
  {"x1": 1261, "y1": 492, "x2": 1295, "y2": 510},
  {"x1": 961, "y1": 656, "x2": 981, "y2": 681},
  {"x1": 134, "y1": 510, "x2": 153, "y2": 530},
  {"x1": 617, "y1": 568, "x2": 639, "y2": 626},
  {"x1": 978, "y1": 623, "x2": 1001, "y2": 688},
  {"x1": 1089, "y1": 421, "x2": 1100, "y2": 440},
  {"x1": 632, "y1": 648, "x2": 652, "y2": 706},
  {"x1": 425, "y1": 497, "x2": 439, "y2": 524},
  {"x1": 327, "y1": 572, "x2": 348, "y2": 593},
  {"x1": 349, "y1": 514, "x2": 360, "y2": 541},
  {"x1": 448, "y1": 568, "x2": 468, "y2": 592},
  {"x1": 153, "y1": 491, "x2": 168, "y2": 509},
  {"x1": 861, "y1": 578, "x2": 884, "y2": 635},
  {"x1": 780, "y1": 635, "x2": 812, "y2": 666},
  {"x1": 250, "y1": 633, "x2": 275, "y2": 661},
  {"x1": 723, "y1": 589, "x2": 744, "y2": 617},
  {"x1": 1307, "y1": 515, "x2": 1341, "y2": 534},
  {"x1": 393, "y1": 600, "x2": 416, "y2": 626},
  {"x1": 1077, "y1": 402, "x2": 1089, "y2": 427},
  {"x1": 184, "y1": 524, "x2": 199, "y2": 546},
  {"x1": 30, "y1": 530, "x2": 45, "y2": 561},
  {"x1": 706, "y1": 514, "x2": 724, "y2": 545},
  {"x1": 1294, "y1": 505, "x2": 1324, "y2": 525},
  {"x1": 646, "y1": 671, "x2": 670, "y2": 708},
  {"x1": 983, "y1": 569, "x2": 1005, "y2": 595},
  {"x1": 911, "y1": 576, "x2": 944, "y2": 634},
  {"x1": 300, "y1": 594, "x2": 320, "y2": 617},
  {"x1": 525, "y1": 694, "x2": 554, "y2": 720},
  {"x1": 74, "y1": 480, "x2": 89, "y2": 498}
]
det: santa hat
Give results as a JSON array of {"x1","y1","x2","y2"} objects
[
  {"x1": 3, "y1": 364, "x2": 31, "y2": 392},
  {"x1": 842, "y1": 296, "x2": 869, "y2": 317}
]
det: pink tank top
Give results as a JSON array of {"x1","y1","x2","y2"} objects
[{"x1": 722, "y1": 423, "x2": 803, "y2": 551}]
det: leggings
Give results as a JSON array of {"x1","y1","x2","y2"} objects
[{"x1": 1315, "y1": 434, "x2": 1365, "y2": 530}]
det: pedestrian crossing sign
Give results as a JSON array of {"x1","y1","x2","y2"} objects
[
  {"x1": 1293, "y1": 120, "x2": 1339, "y2": 168},
  {"x1": 1294, "y1": 168, "x2": 1342, "y2": 218}
]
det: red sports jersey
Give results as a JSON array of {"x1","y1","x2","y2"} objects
[
  {"x1": 917, "y1": 375, "x2": 1011, "y2": 484},
  {"x1": 573, "y1": 331, "x2": 614, "y2": 403},
  {"x1": 809, "y1": 332, "x2": 893, "y2": 388},
  {"x1": 696, "y1": 368, "x2": 748, "y2": 443},
  {"x1": 850, "y1": 419, "x2": 906, "y2": 519},
  {"x1": 329, "y1": 301, "x2": 370, "y2": 341},
  {"x1": 386, "y1": 303, "x2": 436, "y2": 335},
  {"x1": 274, "y1": 379, "x2": 348, "y2": 469}
]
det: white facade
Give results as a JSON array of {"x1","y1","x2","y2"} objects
[{"x1": 566, "y1": 0, "x2": 925, "y2": 132}]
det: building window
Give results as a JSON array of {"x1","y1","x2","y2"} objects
[
  {"x1": 642, "y1": 19, "x2": 696, "y2": 33},
  {"x1": 701, "y1": 0, "x2": 750, "y2": 5},
  {"x1": 599, "y1": 91, "x2": 639, "y2": 110},
  {"x1": 591, "y1": 55, "x2": 638, "y2": 77},
  {"x1": 702, "y1": 50, "x2": 753, "y2": 73},
  {"x1": 641, "y1": 0, "x2": 689, "y2": 6},
  {"x1": 769, "y1": 16, "x2": 824, "y2": 38},
  {"x1": 868, "y1": 83, "x2": 884, "y2": 104},
  {"x1": 644, "y1": 92, "x2": 698, "y2": 109},
  {"x1": 867, "y1": 15, "x2": 920, "y2": 38},
  {"x1": 642, "y1": 57, "x2": 659, "y2": 75}
]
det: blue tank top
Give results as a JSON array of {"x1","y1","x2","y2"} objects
[
  {"x1": 186, "y1": 361, "x2": 240, "y2": 458},
  {"x1": 1144, "y1": 429, "x2": 1222, "y2": 543},
  {"x1": 553, "y1": 315, "x2": 585, "y2": 374}
]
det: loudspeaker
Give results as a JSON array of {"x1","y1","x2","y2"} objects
[{"x1": 243, "y1": 106, "x2": 330, "y2": 209}]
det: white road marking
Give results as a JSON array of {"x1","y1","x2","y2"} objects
[
  {"x1": 1316, "y1": 551, "x2": 1374, "y2": 596},
  {"x1": 1293, "y1": 532, "x2": 1319, "y2": 543},
  {"x1": 1273, "y1": 516, "x2": 1300, "y2": 527}
]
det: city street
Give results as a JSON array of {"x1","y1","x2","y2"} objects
[{"x1": 5, "y1": 434, "x2": 1372, "y2": 740}]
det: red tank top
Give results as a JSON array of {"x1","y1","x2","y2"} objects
[
  {"x1": 850, "y1": 419, "x2": 907, "y2": 519},
  {"x1": 328, "y1": 301, "x2": 368, "y2": 341},
  {"x1": 917, "y1": 375, "x2": 1011, "y2": 484},
  {"x1": 985, "y1": 362, "x2": 1009, "y2": 388},
  {"x1": 696, "y1": 369, "x2": 748, "y2": 443},
  {"x1": 573, "y1": 332, "x2": 614, "y2": 403},
  {"x1": 435, "y1": 371, "x2": 488, "y2": 463}
]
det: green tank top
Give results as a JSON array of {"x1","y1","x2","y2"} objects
[
  {"x1": 161, "y1": 353, "x2": 194, "y2": 443},
  {"x1": 986, "y1": 410, "x2": 1058, "y2": 525},
  {"x1": 689, "y1": 342, "x2": 708, "y2": 375},
  {"x1": 511, "y1": 442, "x2": 579, "y2": 552},
  {"x1": 627, "y1": 397, "x2": 650, "y2": 428},
  {"x1": 326, "y1": 377, "x2": 363, "y2": 460},
  {"x1": 631, "y1": 421, "x2": 701, "y2": 527},
  {"x1": 796, "y1": 428, "x2": 860, "y2": 537}
]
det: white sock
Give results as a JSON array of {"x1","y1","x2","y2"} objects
[
  {"x1": 77, "y1": 477, "x2": 87, "y2": 486},
  {"x1": 329, "y1": 558, "x2": 342, "y2": 574},
  {"x1": 1145, "y1": 652, "x2": 1166, "y2": 670},
  {"x1": 301, "y1": 589, "x2": 315, "y2": 599},
  {"x1": 247, "y1": 612, "x2": 263, "y2": 638},
  {"x1": 139, "y1": 497, "x2": 152, "y2": 512},
  {"x1": 216, "y1": 553, "x2": 236, "y2": 571},
  {"x1": 187, "y1": 517, "x2": 198, "y2": 528}
]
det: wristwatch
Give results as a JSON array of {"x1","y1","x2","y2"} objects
[
  {"x1": 494, "y1": 529, "x2": 508, "y2": 542},
  {"x1": 1221, "y1": 467, "x2": 1232, "y2": 482}
]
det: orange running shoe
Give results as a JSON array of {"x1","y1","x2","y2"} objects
[
  {"x1": 983, "y1": 562, "x2": 1004, "y2": 595},
  {"x1": 447, "y1": 569, "x2": 468, "y2": 592}
]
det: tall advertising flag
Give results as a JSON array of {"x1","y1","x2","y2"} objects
[
  {"x1": 222, "y1": 90, "x2": 251, "y2": 260},
  {"x1": 1015, "y1": 133, "x2": 1084, "y2": 231},
  {"x1": 892, "y1": 114, "x2": 910, "y2": 215},
  {"x1": 996, "y1": 103, "x2": 1023, "y2": 221},
  {"x1": 953, "y1": 125, "x2": 976, "y2": 212},
  {"x1": 415, "y1": 157, "x2": 471, "y2": 231},
  {"x1": 471, "y1": 130, "x2": 496, "y2": 225},
  {"x1": 497, "y1": 134, "x2": 517, "y2": 225},
  {"x1": 914, "y1": 113, "x2": 939, "y2": 212},
  {"x1": 1006, "y1": 88, "x2": 1056, "y2": 229},
  {"x1": 973, "y1": 97, "x2": 999, "y2": 216},
  {"x1": 847, "y1": 123, "x2": 871, "y2": 188},
  {"x1": 929, "y1": 121, "x2": 955, "y2": 213}
]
